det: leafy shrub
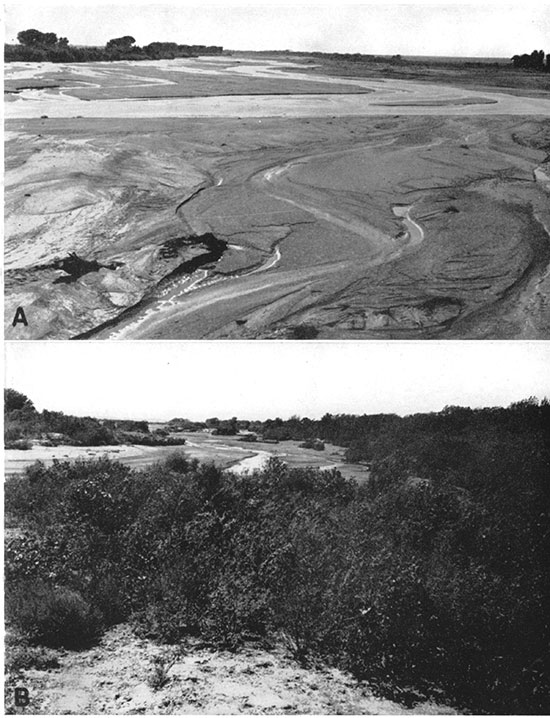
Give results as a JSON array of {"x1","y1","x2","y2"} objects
[
  {"x1": 203, "y1": 572, "x2": 273, "y2": 649},
  {"x1": 299, "y1": 439, "x2": 325, "y2": 450},
  {"x1": 147, "y1": 652, "x2": 177, "y2": 690},
  {"x1": 6, "y1": 580, "x2": 103, "y2": 649},
  {"x1": 4, "y1": 439, "x2": 32, "y2": 450},
  {"x1": 5, "y1": 642, "x2": 60, "y2": 672},
  {"x1": 4, "y1": 426, "x2": 22, "y2": 441}
]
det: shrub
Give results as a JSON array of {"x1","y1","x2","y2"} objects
[
  {"x1": 4, "y1": 426, "x2": 22, "y2": 441},
  {"x1": 299, "y1": 439, "x2": 325, "y2": 450},
  {"x1": 5, "y1": 643, "x2": 61, "y2": 672},
  {"x1": 203, "y1": 572, "x2": 273, "y2": 649},
  {"x1": 5, "y1": 439, "x2": 32, "y2": 450},
  {"x1": 147, "y1": 651, "x2": 177, "y2": 690},
  {"x1": 6, "y1": 580, "x2": 103, "y2": 649}
]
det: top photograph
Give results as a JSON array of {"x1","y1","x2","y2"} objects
[{"x1": 4, "y1": 3, "x2": 550, "y2": 340}]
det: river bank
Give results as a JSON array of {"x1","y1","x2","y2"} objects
[{"x1": 4, "y1": 433, "x2": 371, "y2": 483}]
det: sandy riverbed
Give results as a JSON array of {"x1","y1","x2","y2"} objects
[
  {"x1": 5, "y1": 58, "x2": 550, "y2": 340},
  {"x1": 5, "y1": 432, "x2": 371, "y2": 484}
]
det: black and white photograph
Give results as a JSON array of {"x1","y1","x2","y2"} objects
[
  {"x1": 4, "y1": 1, "x2": 550, "y2": 340},
  {"x1": 4, "y1": 340, "x2": 550, "y2": 713},
  {"x1": 3, "y1": 1, "x2": 550, "y2": 715}
]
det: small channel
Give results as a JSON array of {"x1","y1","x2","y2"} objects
[
  {"x1": 228, "y1": 450, "x2": 273, "y2": 475},
  {"x1": 72, "y1": 233, "x2": 227, "y2": 339}
]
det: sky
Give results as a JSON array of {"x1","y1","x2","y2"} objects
[
  {"x1": 5, "y1": 341, "x2": 550, "y2": 421},
  {"x1": 4, "y1": 2, "x2": 550, "y2": 57}
]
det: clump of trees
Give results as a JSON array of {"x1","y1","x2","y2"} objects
[
  {"x1": 5, "y1": 28, "x2": 223, "y2": 63},
  {"x1": 4, "y1": 389, "x2": 185, "y2": 448},
  {"x1": 512, "y1": 49, "x2": 549, "y2": 71},
  {"x1": 4, "y1": 397, "x2": 549, "y2": 713}
]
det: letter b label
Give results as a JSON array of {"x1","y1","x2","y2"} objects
[{"x1": 15, "y1": 687, "x2": 29, "y2": 707}]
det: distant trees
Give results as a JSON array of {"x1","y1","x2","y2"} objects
[
  {"x1": 5, "y1": 28, "x2": 223, "y2": 63},
  {"x1": 17, "y1": 29, "x2": 58, "y2": 46},
  {"x1": 213, "y1": 417, "x2": 239, "y2": 435},
  {"x1": 104, "y1": 35, "x2": 143, "y2": 60},
  {"x1": 8, "y1": 29, "x2": 77, "y2": 62},
  {"x1": 4, "y1": 388, "x2": 36, "y2": 415},
  {"x1": 511, "y1": 49, "x2": 549, "y2": 71},
  {"x1": 105, "y1": 35, "x2": 136, "y2": 50},
  {"x1": 144, "y1": 41, "x2": 180, "y2": 59},
  {"x1": 3, "y1": 388, "x2": 191, "y2": 448}
]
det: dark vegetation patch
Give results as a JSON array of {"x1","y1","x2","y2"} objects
[
  {"x1": 4, "y1": 391, "x2": 549, "y2": 714},
  {"x1": 5, "y1": 29, "x2": 222, "y2": 63},
  {"x1": 4, "y1": 388, "x2": 186, "y2": 447},
  {"x1": 6, "y1": 581, "x2": 103, "y2": 649},
  {"x1": 4, "y1": 639, "x2": 61, "y2": 673}
]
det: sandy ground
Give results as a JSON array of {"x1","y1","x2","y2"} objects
[
  {"x1": 3, "y1": 444, "x2": 180, "y2": 474},
  {"x1": 5, "y1": 57, "x2": 550, "y2": 118},
  {"x1": 5, "y1": 58, "x2": 550, "y2": 339},
  {"x1": 5, "y1": 624, "x2": 458, "y2": 714},
  {"x1": 181, "y1": 433, "x2": 371, "y2": 483},
  {"x1": 4, "y1": 434, "x2": 370, "y2": 483}
]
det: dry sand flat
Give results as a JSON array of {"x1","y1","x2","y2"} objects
[
  {"x1": 6, "y1": 624, "x2": 457, "y2": 714},
  {"x1": 4, "y1": 58, "x2": 550, "y2": 339},
  {"x1": 5, "y1": 57, "x2": 550, "y2": 118},
  {"x1": 4, "y1": 434, "x2": 370, "y2": 484}
]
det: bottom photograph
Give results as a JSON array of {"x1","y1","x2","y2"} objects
[{"x1": 4, "y1": 341, "x2": 549, "y2": 715}]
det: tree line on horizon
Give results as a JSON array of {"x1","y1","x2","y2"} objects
[
  {"x1": 4, "y1": 28, "x2": 222, "y2": 63},
  {"x1": 6, "y1": 386, "x2": 549, "y2": 466},
  {"x1": 4, "y1": 388, "x2": 186, "y2": 448},
  {"x1": 4, "y1": 30, "x2": 549, "y2": 72},
  {"x1": 511, "y1": 48, "x2": 549, "y2": 71}
]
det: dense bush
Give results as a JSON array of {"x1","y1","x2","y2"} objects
[
  {"x1": 4, "y1": 400, "x2": 549, "y2": 713},
  {"x1": 5, "y1": 639, "x2": 60, "y2": 672},
  {"x1": 4, "y1": 389, "x2": 181, "y2": 447},
  {"x1": 4, "y1": 439, "x2": 32, "y2": 450},
  {"x1": 117, "y1": 431, "x2": 187, "y2": 446},
  {"x1": 299, "y1": 438, "x2": 324, "y2": 450},
  {"x1": 6, "y1": 580, "x2": 103, "y2": 649}
]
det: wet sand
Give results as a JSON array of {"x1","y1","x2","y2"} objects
[
  {"x1": 5, "y1": 58, "x2": 550, "y2": 340},
  {"x1": 6, "y1": 57, "x2": 550, "y2": 118}
]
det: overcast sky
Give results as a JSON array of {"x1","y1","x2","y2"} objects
[
  {"x1": 4, "y1": 2, "x2": 550, "y2": 57},
  {"x1": 5, "y1": 341, "x2": 549, "y2": 421}
]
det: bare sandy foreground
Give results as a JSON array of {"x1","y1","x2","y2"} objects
[{"x1": 6, "y1": 623, "x2": 456, "y2": 714}]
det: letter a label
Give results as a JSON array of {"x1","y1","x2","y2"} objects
[{"x1": 12, "y1": 307, "x2": 28, "y2": 327}]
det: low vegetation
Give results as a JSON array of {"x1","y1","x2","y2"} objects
[{"x1": 5, "y1": 398, "x2": 548, "y2": 713}]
